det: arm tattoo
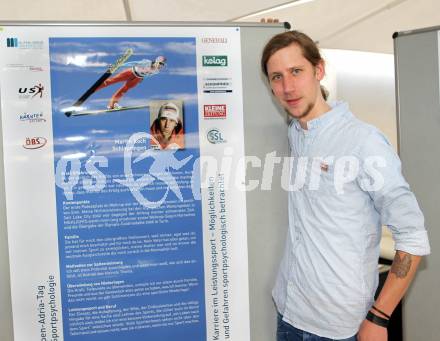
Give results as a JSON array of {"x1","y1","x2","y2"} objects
[{"x1": 390, "y1": 253, "x2": 412, "y2": 278}]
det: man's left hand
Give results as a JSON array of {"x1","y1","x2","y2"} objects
[{"x1": 357, "y1": 319, "x2": 387, "y2": 341}]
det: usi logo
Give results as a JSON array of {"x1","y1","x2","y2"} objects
[{"x1": 18, "y1": 83, "x2": 44, "y2": 99}]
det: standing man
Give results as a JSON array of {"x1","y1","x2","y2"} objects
[
  {"x1": 261, "y1": 31, "x2": 430, "y2": 340},
  {"x1": 95, "y1": 55, "x2": 166, "y2": 109}
]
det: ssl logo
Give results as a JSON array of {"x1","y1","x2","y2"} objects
[{"x1": 207, "y1": 128, "x2": 226, "y2": 144}]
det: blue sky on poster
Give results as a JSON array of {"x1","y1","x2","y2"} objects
[{"x1": 49, "y1": 37, "x2": 198, "y2": 112}]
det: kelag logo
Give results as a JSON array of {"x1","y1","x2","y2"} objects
[
  {"x1": 7, "y1": 38, "x2": 18, "y2": 48},
  {"x1": 207, "y1": 129, "x2": 226, "y2": 144},
  {"x1": 23, "y1": 137, "x2": 47, "y2": 149},
  {"x1": 202, "y1": 55, "x2": 228, "y2": 67}
]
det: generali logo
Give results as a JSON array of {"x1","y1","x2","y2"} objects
[
  {"x1": 202, "y1": 55, "x2": 228, "y2": 67},
  {"x1": 204, "y1": 105, "x2": 227, "y2": 119},
  {"x1": 201, "y1": 37, "x2": 228, "y2": 44},
  {"x1": 23, "y1": 137, "x2": 47, "y2": 149}
]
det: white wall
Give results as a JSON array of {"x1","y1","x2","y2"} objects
[{"x1": 322, "y1": 49, "x2": 397, "y2": 147}]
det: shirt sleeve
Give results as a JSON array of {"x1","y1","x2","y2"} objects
[{"x1": 356, "y1": 129, "x2": 430, "y2": 256}]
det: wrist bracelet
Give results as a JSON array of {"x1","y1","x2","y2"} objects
[
  {"x1": 372, "y1": 305, "x2": 391, "y2": 319},
  {"x1": 366, "y1": 311, "x2": 389, "y2": 328}
]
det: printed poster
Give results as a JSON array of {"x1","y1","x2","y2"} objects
[{"x1": 0, "y1": 25, "x2": 249, "y2": 341}]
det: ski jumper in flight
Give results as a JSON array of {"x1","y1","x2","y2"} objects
[{"x1": 95, "y1": 55, "x2": 166, "y2": 109}]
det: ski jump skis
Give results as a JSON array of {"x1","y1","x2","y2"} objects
[
  {"x1": 64, "y1": 48, "x2": 134, "y2": 117},
  {"x1": 69, "y1": 104, "x2": 150, "y2": 117}
]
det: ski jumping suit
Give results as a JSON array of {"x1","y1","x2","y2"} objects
[{"x1": 96, "y1": 60, "x2": 159, "y2": 108}]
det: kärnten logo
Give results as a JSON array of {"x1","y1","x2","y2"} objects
[
  {"x1": 19, "y1": 112, "x2": 46, "y2": 123},
  {"x1": 202, "y1": 55, "x2": 228, "y2": 67}
]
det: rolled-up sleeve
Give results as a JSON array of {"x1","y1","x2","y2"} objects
[{"x1": 357, "y1": 129, "x2": 430, "y2": 256}]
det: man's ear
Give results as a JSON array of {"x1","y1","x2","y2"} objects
[{"x1": 315, "y1": 59, "x2": 325, "y2": 81}]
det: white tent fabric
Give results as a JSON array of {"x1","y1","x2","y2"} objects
[{"x1": 0, "y1": 0, "x2": 438, "y2": 53}]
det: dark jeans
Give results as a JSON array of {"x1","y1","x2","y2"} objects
[{"x1": 277, "y1": 314, "x2": 357, "y2": 341}]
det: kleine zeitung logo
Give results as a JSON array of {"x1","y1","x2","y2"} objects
[
  {"x1": 23, "y1": 137, "x2": 47, "y2": 149},
  {"x1": 202, "y1": 55, "x2": 228, "y2": 67},
  {"x1": 204, "y1": 105, "x2": 227, "y2": 119}
]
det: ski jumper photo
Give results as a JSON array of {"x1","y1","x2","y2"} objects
[
  {"x1": 64, "y1": 49, "x2": 166, "y2": 116},
  {"x1": 96, "y1": 55, "x2": 166, "y2": 109}
]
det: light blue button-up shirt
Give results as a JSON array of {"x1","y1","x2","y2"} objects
[{"x1": 272, "y1": 101, "x2": 430, "y2": 339}]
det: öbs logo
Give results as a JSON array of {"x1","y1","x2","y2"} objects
[{"x1": 23, "y1": 137, "x2": 47, "y2": 149}]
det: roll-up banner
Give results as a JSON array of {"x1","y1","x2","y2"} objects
[{"x1": 0, "y1": 24, "x2": 249, "y2": 341}]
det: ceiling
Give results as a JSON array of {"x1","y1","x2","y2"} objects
[{"x1": 0, "y1": 0, "x2": 439, "y2": 53}]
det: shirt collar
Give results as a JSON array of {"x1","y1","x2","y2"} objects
[{"x1": 292, "y1": 101, "x2": 352, "y2": 131}]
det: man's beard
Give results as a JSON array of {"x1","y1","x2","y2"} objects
[{"x1": 288, "y1": 102, "x2": 314, "y2": 120}]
